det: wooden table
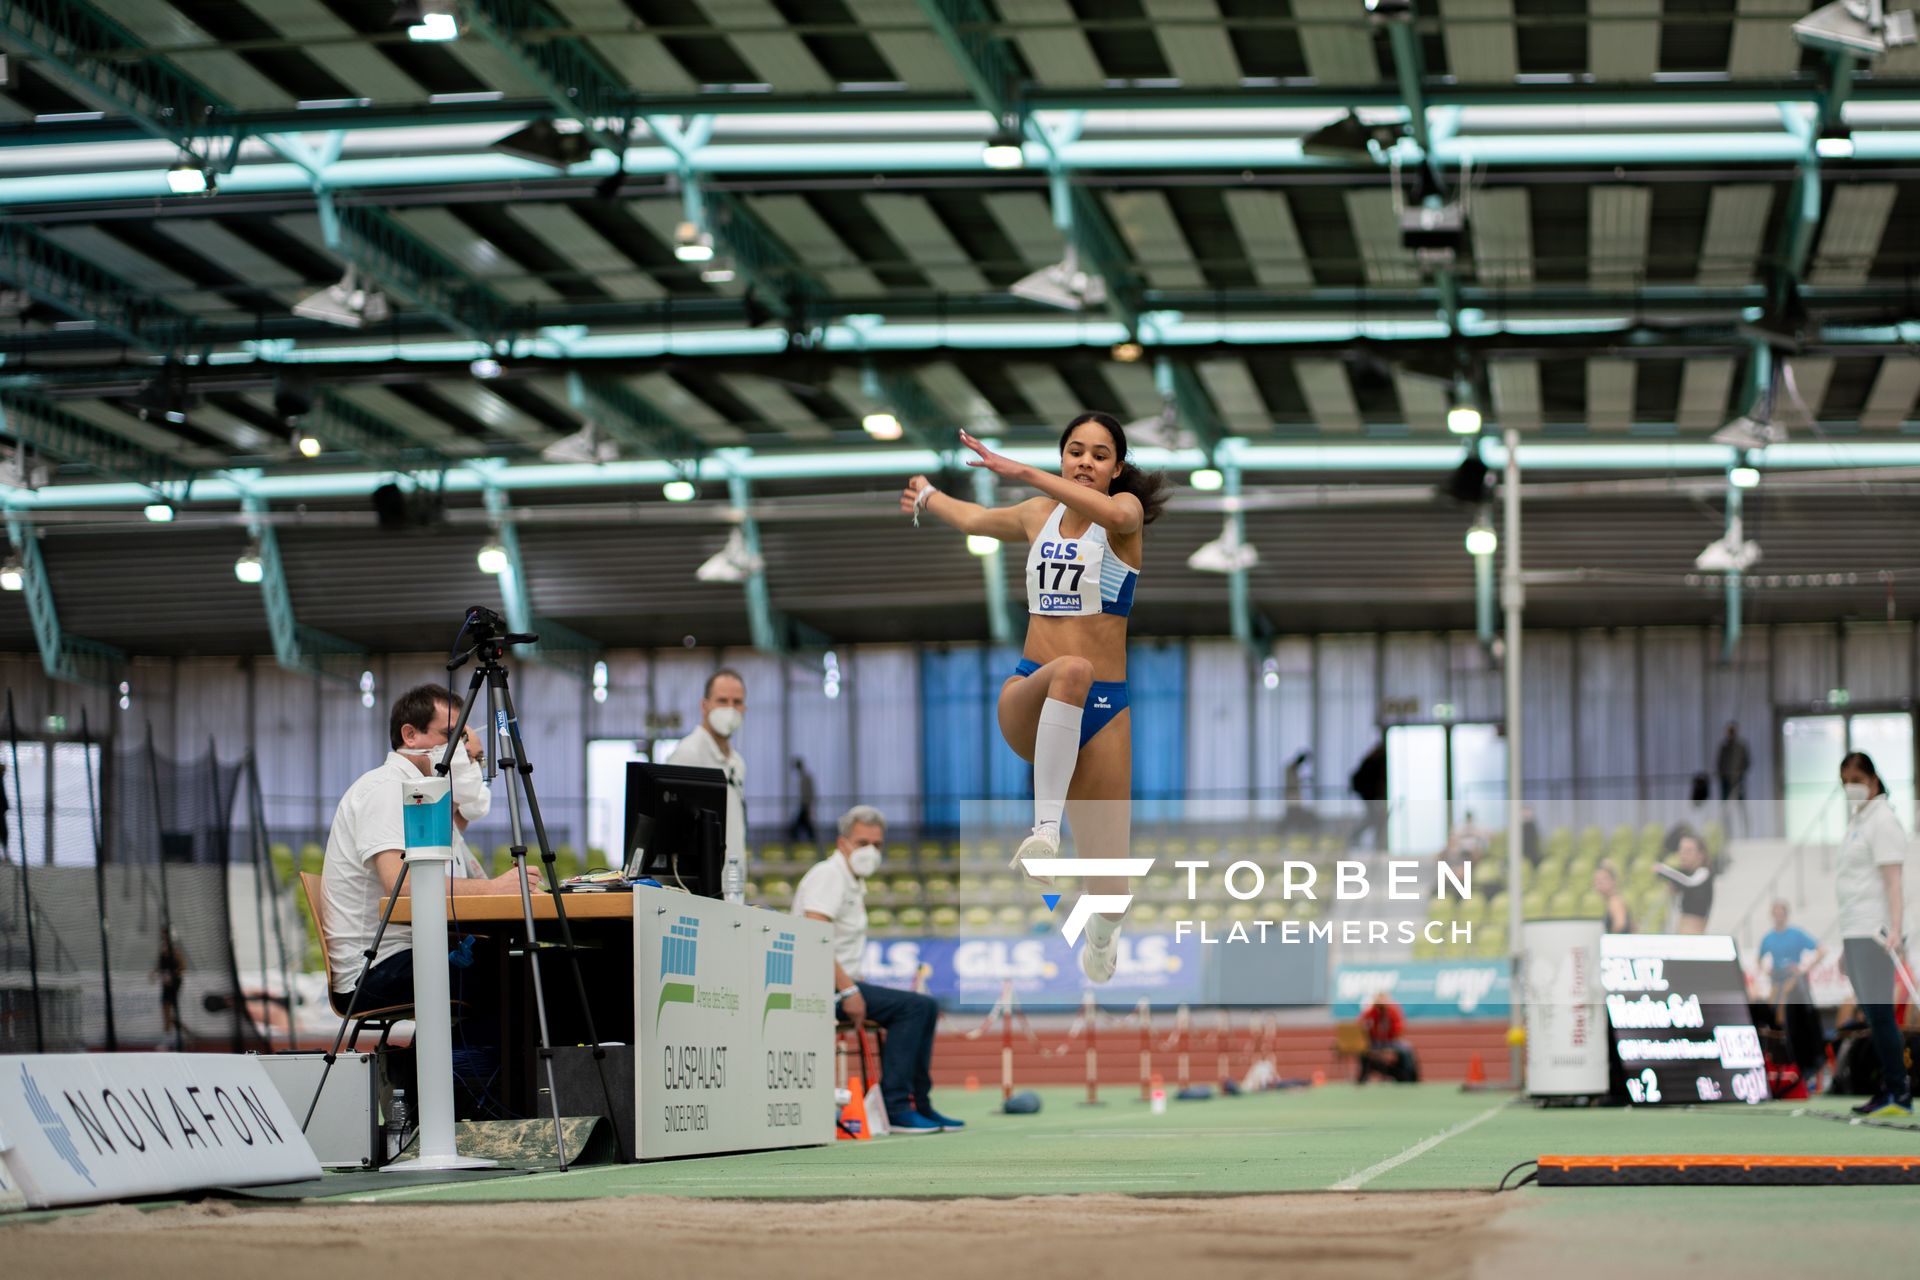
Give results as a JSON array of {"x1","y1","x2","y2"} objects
[
  {"x1": 386, "y1": 891, "x2": 637, "y2": 922},
  {"x1": 384, "y1": 890, "x2": 639, "y2": 1117}
]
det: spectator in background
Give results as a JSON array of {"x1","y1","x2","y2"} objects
[
  {"x1": 1654, "y1": 832, "x2": 1714, "y2": 933},
  {"x1": 1356, "y1": 990, "x2": 1418, "y2": 1083},
  {"x1": 1519, "y1": 804, "x2": 1542, "y2": 871},
  {"x1": 1594, "y1": 861, "x2": 1634, "y2": 934},
  {"x1": 1444, "y1": 811, "x2": 1488, "y2": 868},
  {"x1": 1349, "y1": 741, "x2": 1389, "y2": 850},
  {"x1": 667, "y1": 669, "x2": 748, "y2": 903},
  {"x1": 1280, "y1": 750, "x2": 1318, "y2": 835},
  {"x1": 793, "y1": 804, "x2": 963, "y2": 1134},
  {"x1": 788, "y1": 757, "x2": 818, "y2": 847},
  {"x1": 1717, "y1": 722, "x2": 1751, "y2": 837},
  {"x1": 1834, "y1": 751, "x2": 1910, "y2": 1117},
  {"x1": 1759, "y1": 900, "x2": 1826, "y2": 1083}
]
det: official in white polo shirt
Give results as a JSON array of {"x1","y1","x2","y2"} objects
[
  {"x1": 1835, "y1": 750, "x2": 1912, "y2": 1118},
  {"x1": 792, "y1": 805, "x2": 962, "y2": 1134},
  {"x1": 321, "y1": 684, "x2": 534, "y2": 1017}
]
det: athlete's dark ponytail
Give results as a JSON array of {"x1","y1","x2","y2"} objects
[{"x1": 1059, "y1": 411, "x2": 1170, "y2": 525}]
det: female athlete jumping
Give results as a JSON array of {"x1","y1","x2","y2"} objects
[{"x1": 901, "y1": 413, "x2": 1167, "y2": 981}]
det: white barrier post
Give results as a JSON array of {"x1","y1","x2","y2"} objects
[{"x1": 389, "y1": 775, "x2": 495, "y2": 1172}]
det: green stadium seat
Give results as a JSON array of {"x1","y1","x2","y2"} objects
[{"x1": 964, "y1": 905, "x2": 994, "y2": 927}]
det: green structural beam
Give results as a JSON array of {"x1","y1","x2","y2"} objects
[
  {"x1": 564, "y1": 373, "x2": 708, "y2": 461},
  {"x1": 1221, "y1": 457, "x2": 1256, "y2": 658},
  {"x1": 237, "y1": 489, "x2": 365, "y2": 683},
  {"x1": 16, "y1": 0, "x2": 525, "y2": 350},
  {"x1": 0, "y1": 0, "x2": 234, "y2": 163},
  {"x1": 1159, "y1": 359, "x2": 1228, "y2": 457},
  {"x1": 714, "y1": 450, "x2": 830, "y2": 654},
  {"x1": 305, "y1": 392, "x2": 454, "y2": 473},
  {"x1": 481, "y1": 485, "x2": 601, "y2": 679},
  {"x1": 914, "y1": 0, "x2": 1023, "y2": 124},
  {"x1": 1777, "y1": 52, "x2": 1858, "y2": 295},
  {"x1": 0, "y1": 224, "x2": 200, "y2": 355},
  {"x1": 458, "y1": 0, "x2": 629, "y2": 152},
  {"x1": 3, "y1": 512, "x2": 123, "y2": 687},
  {"x1": 0, "y1": 393, "x2": 193, "y2": 487},
  {"x1": 862, "y1": 367, "x2": 965, "y2": 454},
  {"x1": 970, "y1": 464, "x2": 1014, "y2": 646}
]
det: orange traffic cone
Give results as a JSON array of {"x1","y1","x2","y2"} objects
[
  {"x1": 837, "y1": 1074, "x2": 872, "y2": 1141},
  {"x1": 1467, "y1": 1053, "x2": 1487, "y2": 1085}
]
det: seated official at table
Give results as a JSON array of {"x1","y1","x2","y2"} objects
[
  {"x1": 793, "y1": 804, "x2": 964, "y2": 1135},
  {"x1": 321, "y1": 684, "x2": 539, "y2": 1031}
]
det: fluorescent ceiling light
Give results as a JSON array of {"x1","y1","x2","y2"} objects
[
  {"x1": 700, "y1": 265, "x2": 736, "y2": 284},
  {"x1": 477, "y1": 541, "x2": 509, "y2": 574},
  {"x1": 0, "y1": 559, "x2": 22, "y2": 591},
  {"x1": 233, "y1": 550, "x2": 264, "y2": 584},
  {"x1": 862, "y1": 412, "x2": 904, "y2": 441},
  {"x1": 470, "y1": 357, "x2": 503, "y2": 379},
  {"x1": 1447, "y1": 404, "x2": 1483, "y2": 435},
  {"x1": 166, "y1": 165, "x2": 210, "y2": 195},
  {"x1": 408, "y1": 11, "x2": 459, "y2": 41},
  {"x1": 1464, "y1": 523, "x2": 1498, "y2": 556},
  {"x1": 1729, "y1": 465, "x2": 1761, "y2": 489},
  {"x1": 674, "y1": 220, "x2": 715, "y2": 262},
  {"x1": 965, "y1": 534, "x2": 998, "y2": 556},
  {"x1": 663, "y1": 479, "x2": 697, "y2": 502},
  {"x1": 1189, "y1": 467, "x2": 1224, "y2": 491},
  {"x1": 144, "y1": 503, "x2": 174, "y2": 523}
]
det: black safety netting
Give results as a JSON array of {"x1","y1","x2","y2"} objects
[{"x1": 0, "y1": 702, "x2": 294, "y2": 1055}]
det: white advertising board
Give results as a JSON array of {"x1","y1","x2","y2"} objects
[
  {"x1": 0, "y1": 1053, "x2": 320, "y2": 1209},
  {"x1": 635, "y1": 895, "x2": 835, "y2": 1159},
  {"x1": 1523, "y1": 919, "x2": 1611, "y2": 1097}
]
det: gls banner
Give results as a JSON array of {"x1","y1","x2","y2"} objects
[
  {"x1": 863, "y1": 932, "x2": 1206, "y2": 1006},
  {"x1": 1330, "y1": 962, "x2": 1513, "y2": 1020},
  {"x1": 0, "y1": 1054, "x2": 320, "y2": 1209}
]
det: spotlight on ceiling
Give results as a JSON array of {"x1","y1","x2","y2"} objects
[
  {"x1": 166, "y1": 164, "x2": 212, "y2": 195},
  {"x1": 1695, "y1": 517, "x2": 1762, "y2": 572},
  {"x1": 982, "y1": 128, "x2": 1025, "y2": 170},
  {"x1": 395, "y1": 1, "x2": 459, "y2": 42},
  {"x1": 490, "y1": 118, "x2": 593, "y2": 169},
  {"x1": 1188, "y1": 517, "x2": 1259, "y2": 574},
  {"x1": 1111, "y1": 341, "x2": 1144, "y2": 364},
  {"x1": 144, "y1": 503, "x2": 175, "y2": 523},
  {"x1": 966, "y1": 534, "x2": 999, "y2": 557},
  {"x1": 1189, "y1": 467, "x2": 1224, "y2": 491},
  {"x1": 541, "y1": 423, "x2": 619, "y2": 465},
  {"x1": 295, "y1": 430, "x2": 323, "y2": 458},
  {"x1": 1712, "y1": 413, "x2": 1787, "y2": 452},
  {"x1": 700, "y1": 264, "x2": 736, "y2": 284},
  {"x1": 663, "y1": 479, "x2": 697, "y2": 502},
  {"x1": 233, "y1": 549, "x2": 264, "y2": 584},
  {"x1": 674, "y1": 220, "x2": 715, "y2": 263},
  {"x1": 1299, "y1": 112, "x2": 1395, "y2": 162},
  {"x1": 0, "y1": 558, "x2": 22, "y2": 591},
  {"x1": 1729, "y1": 464, "x2": 1762, "y2": 489},
  {"x1": 1464, "y1": 521, "x2": 1498, "y2": 557},
  {"x1": 1446, "y1": 402, "x2": 1483, "y2": 436},
  {"x1": 696, "y1": 528, "x2": 763, "y2": 582},
  {"x1": 1816, "y1": 123, "x2": 1856, "y2": 159},
  {"x1": 470, "y1": 356, "x2": 503, "y2": 380},
  {"x1": 1442, "y1": 447, "x2": 1493, "y2": 505},
  {"x1": 1009, "y1": 248, "x2": 1107, "y2": 312},
  {"x1": 1792, "y1": 0, "x2": 1916, "y2": 59},
  {"x1": 862, "y1": 411, "x2": 904, "y2": 441},
  {"x1": 477, "y1": 541, "x2": 509, "y2": 575},
  {"x1": 293, "y1": 268, "x2": 390, "y2": 328}
]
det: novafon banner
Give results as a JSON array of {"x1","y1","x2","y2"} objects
[
  {"x1": 0, "y1": 1054, "x2": 320, "y2": 1209},
  {"x1": 1330, "y1": 962, "x2": 1513, "y2": 1020}
]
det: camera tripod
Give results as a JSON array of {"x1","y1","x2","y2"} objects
[{"x1": 305, "y1": 608, "x2": 626, "y2": 1169}]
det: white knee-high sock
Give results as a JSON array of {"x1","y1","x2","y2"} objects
[{"x1": 1032, "y1": 697, "x2": 1083, "y2": 833}]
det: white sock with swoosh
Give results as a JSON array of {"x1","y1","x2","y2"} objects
[{"x1": 1032, "y1": 697, "x2": 1083, "y2": 834}]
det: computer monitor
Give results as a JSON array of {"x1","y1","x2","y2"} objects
[{"x1": 623, "y1": 762, "x2": 727, "y2": 898}]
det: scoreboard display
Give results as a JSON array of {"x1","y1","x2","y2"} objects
[{"x1": 1599, "y1": 933, "x2": 1770, "y2": 1106}]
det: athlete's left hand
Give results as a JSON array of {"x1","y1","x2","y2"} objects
[{"x1": 959, "y1": 429, "x2": 1026, "y2": 480}]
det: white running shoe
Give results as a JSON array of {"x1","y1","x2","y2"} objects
[
  {"x1": 1013, "y1": 826, "x2": 1058, "y2": 887},
  {"x1": 1080, "y1": 927, "x2": 1119, "y2": 984}
]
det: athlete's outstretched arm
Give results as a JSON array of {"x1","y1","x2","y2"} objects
[
  {"x1": 957, "y1": 431, "x2": 1143, "y2": 536},
  {"x1": 899, "y1": 474, "x2": 1036, "y2": 540}
]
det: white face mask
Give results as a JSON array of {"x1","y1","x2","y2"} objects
[
  {"x1": 1844, "y1": 782, "x2": 1871, "y2": 811},
  {"x1": 451, "y1": 746, "x2": 491, "y2": 821},
  {"x1": 847, "y1": 844, "x2": 882, "y2": 877},
  {"x1": 708, "y1": 706, "x2": 743, "y2": 738}
]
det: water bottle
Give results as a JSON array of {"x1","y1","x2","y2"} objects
[
  {"x1": 385, "y1": 1088, "x2": 410, "y2": 1162},
  {"x1": 723, "y1": 852, "x2": 745, "y2": 904}
]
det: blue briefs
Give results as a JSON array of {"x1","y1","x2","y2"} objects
[{"x1": 1013, "y1": 659, "x2": 1129, "y2": 747}]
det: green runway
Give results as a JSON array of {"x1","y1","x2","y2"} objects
[{"x1": 317, "y1": 1085, "x2": 1920, "y2": 1204}]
